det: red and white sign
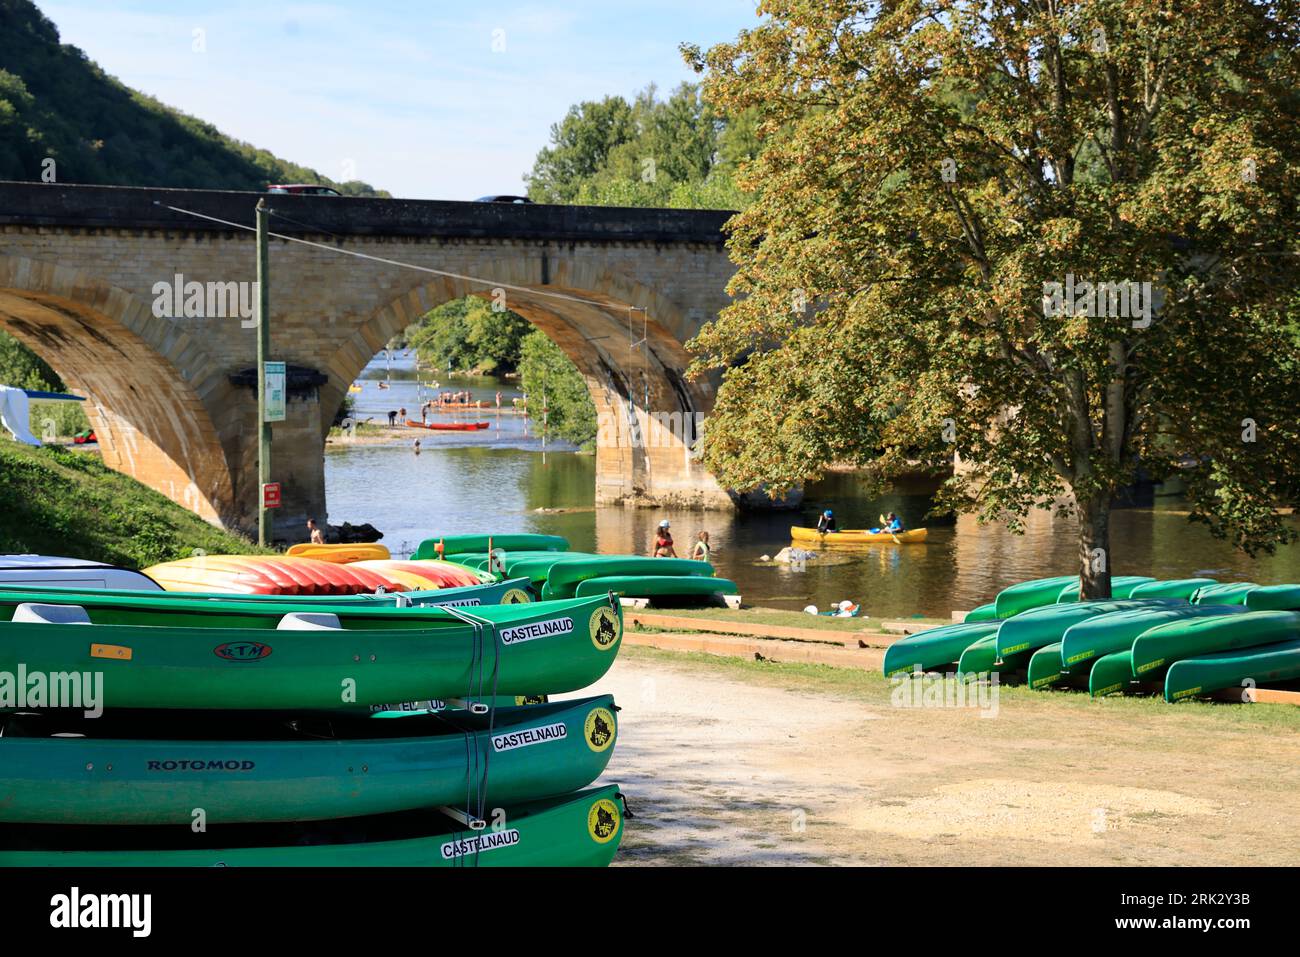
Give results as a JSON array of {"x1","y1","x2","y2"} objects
[{"x1": 262, "y1": 483, "x2": 282, "y2": 509}]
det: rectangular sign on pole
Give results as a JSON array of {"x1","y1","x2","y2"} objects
[
  {"x1": 262, "y1": 483, "x2": 282, "y2": 509},
  {"x1": 264, "y1": 361, "x2": 286, "y2": 423}
]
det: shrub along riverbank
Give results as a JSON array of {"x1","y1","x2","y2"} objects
[{"x1": 0, "y1": 438, "x2": 268, "y2": 569}]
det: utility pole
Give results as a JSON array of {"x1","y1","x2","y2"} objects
[{"x1": 256, "y1": 199, "x2": 271, "y2": 547}]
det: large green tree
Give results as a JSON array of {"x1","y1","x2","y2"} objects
[{"x1": 686, "y1": 0, "x2": 1300, "y2": 597}]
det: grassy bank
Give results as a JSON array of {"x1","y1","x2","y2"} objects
[
  {"x1": 0, "y1": 438, "x2": 268, "y2": 569},
  {"x1": 626, "y1": 604, "x2": 947, "y2": 635},
  {"x1": 621, "y1": 644, "x2": 1300, "y2": 731}
]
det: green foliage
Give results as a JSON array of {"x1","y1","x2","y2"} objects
[
  {"x1": 687, "y1": 1, "x2": 1300, "y2": 589},
  {"x1": 0, "y1": 0, "x2": 389, "y2": 193},
  {"x1": 0, "y1": 329, "x2": 61, "y2": 391},
  {"x1": 518, "y1": 331, "x2": 597, "y2": 450},
  {"x1": 27, "y1": 399, "x2": 88, "y2": 438},
  {"x1": 0, "y1": 437, "x2": 269, "y2": 567},
  {"x1": 526, "y1": 83, "x2": 757, "y2": 210},
  {"x1": 409, "y1": 298, "x2": 531, "y2": 374}
]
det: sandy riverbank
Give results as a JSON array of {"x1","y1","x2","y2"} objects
[{"x1": 576, "y1": 646, "x2": 1300, "y2": 866}]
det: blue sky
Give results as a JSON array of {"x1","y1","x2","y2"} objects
[{"x1": 40, "y1": 1, "x2": 759, "y2": 199}]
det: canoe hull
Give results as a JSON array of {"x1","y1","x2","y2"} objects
[
  {"x1": 1089, "y1": 651, "x2": 1136, "y2": 697},
  {"x1": 1130, "y1": 610, "x2": 1300, "y2": 677},
  {"x1": 574, "y1": 575, "x2": 738, "y2": 600},
  {"x1": 883, "y1": 621, "x2": 999, "y2": 677},
  {"x1": 789, "y1": 527, "x2": 928, "y2": 546},
  {"x1": 415, "y1": 534, "x2": 569, "y2": 560},
  {"x1": 994, "y1": 599, "x2": 1184, "y2": 659},
  {"x1": 1059, "y1": 604, "x2": 1245, "y2": 673},
  {"x1": 1164, "y1": 640, "x2": 1300, "y2": 702},
  {"x1": 0, "y1": 785, "x2": 626, "y2": 867},
  {"x1": 0, "y1": 592, "x2": 624, "y2": 709},
  {"x1": 0, "y1": 696, "x2": 617, "y2": 825}
]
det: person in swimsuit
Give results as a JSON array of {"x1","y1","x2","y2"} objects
[{"x1": 653, "y1": 520, "x2": 677, "y2": 557}]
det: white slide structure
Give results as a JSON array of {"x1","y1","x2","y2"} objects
[{"x1": 0, "y1": 385, "x2": 41, "y2": 446}]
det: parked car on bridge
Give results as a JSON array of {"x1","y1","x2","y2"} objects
[
  {"x1": 267, "y1": 184, "x2": 342, "y2": 196},
  {"x1": 474, "y1": 194, "x2": 533, "y2": 204}
]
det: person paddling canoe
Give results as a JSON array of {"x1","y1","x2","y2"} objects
[
  {"x1": 869, "y1": 512, "x2": 904, "y2": 535},
  {"x1": 817, "y1": 510, "x2": 837, "y2": 534}
]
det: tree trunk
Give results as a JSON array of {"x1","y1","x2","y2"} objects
[{"x1": 1077, "y1": 492, "x2": 1113, "y2": 600}]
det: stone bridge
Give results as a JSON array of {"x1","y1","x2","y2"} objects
[{"x1": 0, "y1": 182, "x2": 739, "y2": 538}]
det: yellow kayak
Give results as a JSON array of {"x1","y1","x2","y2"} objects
[
  {"x1": 790, "y1": 526, "x2": 928, "y2": 546},
  {"x1": 285, "y1": 543, "x2": 390, "y2": 564}
]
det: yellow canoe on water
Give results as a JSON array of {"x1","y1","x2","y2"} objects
[
  {"x1": 790, "y1": 526, "x2": 929, "y2": 546},
  {"x1": 285, "y1": 543, "x2": 390, "y2": 564}
]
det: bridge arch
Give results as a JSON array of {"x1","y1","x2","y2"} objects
[
  {"x1": 0, "y1": 253, "x2": 237, "y2": 524},
  {"x1": 328, "y1": 255, "x2": 726, "y2": 508}
]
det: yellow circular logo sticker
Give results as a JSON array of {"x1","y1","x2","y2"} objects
[
  {"x1": 502, "y1": 588, "x2": 531, "y2": 605},
  {"x1": 589, "y1": 606, "x2": 620, "y2": 651},
  {"x1": 584, "y1": 706, "x2": 616, "y2": 752},
  {"x1": 587, "y1": 797, "x2": 621, "y2": 844}
]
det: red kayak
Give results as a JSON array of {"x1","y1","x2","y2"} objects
[{"x1": 406, "y1": 420, "x2": 489, "y2": 431}]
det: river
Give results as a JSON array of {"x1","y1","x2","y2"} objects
[{"x1": 327, "y1": 354, "x2": 1300, "y2": 618}]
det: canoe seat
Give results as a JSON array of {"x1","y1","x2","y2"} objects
[
  {"x1": 12, "y1": 603, "x2": 91, "y2": 625},
  {"x1": 277, "y1": 612, "x2": 343, "y2": 631}
]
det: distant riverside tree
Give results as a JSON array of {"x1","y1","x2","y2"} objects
[
  {"x1": 684, "y1": 1, "x2": 1300, "y2": 598},
  {"x1": 525, "y1": 84, "x2": 757, "y2": 210},
  {"x1": 518, "y1": 332, "x2": 597, "y2": 450},
  {"x1": 409, "y1": 298, "x2": 531, "y2": 375}
]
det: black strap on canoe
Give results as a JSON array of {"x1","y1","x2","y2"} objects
[{"x1": 438, "y1": 604, "x2": 503, "y2": 866}]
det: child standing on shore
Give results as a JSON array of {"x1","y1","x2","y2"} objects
[{"x1": 690, "y1": 530, "x2": 711, "y2": 562}]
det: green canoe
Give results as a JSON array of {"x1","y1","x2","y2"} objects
[
  {"x1": 1243, "y1": 584, "x2": 1300, "y2": 611},
  {"x1": 0, "y1": 592, "x2": 624, "y2": 709},
  {"x1": 573, "y1": 575, "x2": 737, "y2": 601},
  {"x1": 414, "y1": 534, "x2": 570, "y2": 560},
  {"x1": 883, "y1": 620, "x2": 1000, "y2": 677},
  {"x1": 963, "y1": 603, "x2": 1001, "y2": 623},
  {"x1": 541, "y1": 557, "x2": 714, "y2": 600},
  {"x1": 447, "y1": 551, "x2": 594, "y2": 578},
  {"x1": 1058, "y1": 603, "x2": 1240, "y2": 672},
  {"x1": 0, "y1": 784, "x2": 627, "y2": 868},
  {"x1": 1089, "y1": 650, "x2": 1136, "y2": 697},
  {"x1": 1130, "y1": 610, "x2": 1300, "y2": 677},
  {"x1": 1191, "y1": 582, "x2": 1258, "y2": 605},
  {"x1": 1027, "y1": 642, "x2": 1067, "y2": 689},
  {"x1": 1128, "y1": 578, "x2": 1218, "y2": 600},
  {"x1": 1164, "y1": 640, "x2": 1300, "y2": 702},
  {"x1": 1052, "y1": 576, "x2": 1156, "y2": 603},
  {"x1": 0, "y1": 695, "x2": 618, "y2": 825},
  {"x1": 994, "y1": 599, "x2": 1182, "y2": 659},
  {"x1": 992, "y1": 576, "x2": 1079, "y2": 618},
  {"x1": 956, "y1": 633, "x2": 1033, "y2": 677},
  {"x1": 0, "y1": 577, "x2": 534, "y2": 608}
]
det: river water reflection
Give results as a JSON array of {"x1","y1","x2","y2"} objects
[{"x1": 329, "y1": 360, "x2": 1300, "y2": 618}]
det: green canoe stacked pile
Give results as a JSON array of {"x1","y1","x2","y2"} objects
[
  {"x1": 0, "y1": 586, "x2": 630, "y2": 866},
  {"x1": 884, "y1": 576, "x2": 1300, "y2": 703},
  {"x1": 415, "y1": 533, "x2": 740, "y2": 605}
]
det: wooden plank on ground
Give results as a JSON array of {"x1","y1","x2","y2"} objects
[
  {"x1": 623, "y1": 630, "x2": 885, "y2": 671},
  {"x1": 1208, "y1": 686, "x2": 1300, "y2": 706},
  {"x1": 627, "y1": 612, "x2": 902, "y2": 648}
]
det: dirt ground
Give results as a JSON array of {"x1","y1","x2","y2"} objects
[{"x1": 571, "y1": 646, "x2": 1300, "y2": 866}]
